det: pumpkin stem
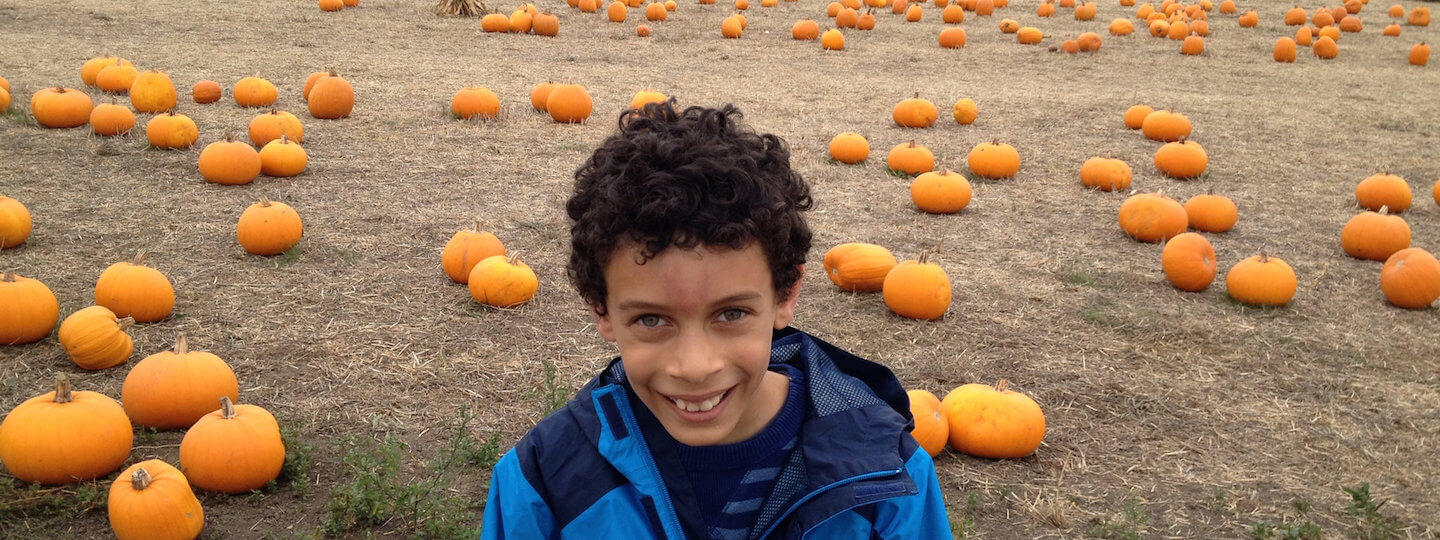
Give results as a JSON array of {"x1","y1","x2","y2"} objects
[
  {"x1": 912, "y1": 91, "x2": 920, "y2": 99},
  {"x1": 53, "y1": 373, "x2": 74, "y2": 403},
  {"x1": 259, "y1": 197, "x2": 273, "y2": 207},
  {"x1": 1378, "y1": 205, "x2": 1390, "y2": 216},
  {"x1": 1258, "y1": 252, "x2": 1270, "y2": 263},
  {"x1": 995, "y1": 379, "x2": 1010, "y2": 392},
  {"x1": 133, "y1": 251, "x2": 148, "y2": 267},
  {"x1": 508, "y1": 252, "x2": 523, "y2": 266},
  {"x1": 174, "y1": 334, "x2": 189, "y2": 355},
  {"x1": 219, "y1": 395, "x2": 237, "y2": 419},
  {"x1": 132, "y1": 467, "x2": 153, "y2": 490},
  {"x1": 1, "y1": 272, "x2": 12, "y2": 283},
  {"x1": 473, "y1": 219, "x2": 485, "y2": 232},
  {"x1": 117, "y1": 317, "x2": 135, "y2": 331}
]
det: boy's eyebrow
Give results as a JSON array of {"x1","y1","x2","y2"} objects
[{"x1": 615, "y1": 291, "x2": 763, "y2": 311}]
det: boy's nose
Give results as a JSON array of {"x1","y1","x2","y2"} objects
[{"x1": 665, "y1": 328, "x2": 724, "y2": 383}]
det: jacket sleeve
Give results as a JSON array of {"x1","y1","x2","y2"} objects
[
  {"x1": 869, "y1": 449, "x2": 953, "y2": 539},
  {"x1": 480, "y1": 449, "x2": 561, "y2": 540}
]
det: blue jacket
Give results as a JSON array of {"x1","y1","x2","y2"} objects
[{"x1": 481, "y1": 327, "x2": 952, "y2": 539}]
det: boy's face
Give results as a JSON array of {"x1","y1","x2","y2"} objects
[{"x1": 593, "y1": 242, "x2": 801, "y2": 446}]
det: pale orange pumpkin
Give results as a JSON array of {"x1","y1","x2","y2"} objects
[
  {"x1": 940, "y1": 380, "x2": 1045, "y2": 459},
  {"x1": 1355, "y1": 173, "x2": 1412, "y2": 213},
  {"x1": 952, "y1": 98, "x2": 977, "y2": 124},
  {"x1": 237, "y1": 199, "x2": 304, "y2": 255},
  {"x1": 233, "y1": 76, "x2": 278, "y2": 108},
  {"x1": 441, "y1": 220, "x2": 507, "y2": 284},
  {"x1": 0, "y1": 272, "x2": 59, "y2": 345},
  {"x1": 893, "y1": 93, "x2": 939, "y2": 128},
  {"x1": 94, "y1": 253, "x2": 175, "y2": 323},
  {"x1": 823, "y1": 242, "x2": 898, "y2": 292},
  {"x1": 198, "y1": 135, "x2": 263, "y2": 186},
  {"x1": 307, "y1": 70, "x2": 355, "y2": 119},
  {"x1": 967, "y1": 141, "x2": 1020, "y2": 179},
  {"x1": 469, "y1": 254, "x2": 539, "y2": 308},
  {"x1": 258, "y1": 136, "x2": 308, "y2": 178},
  {"x1": 0, "y1": 374, "x2": 133, "y2": 484},
  {"x1": 910, "y1": 170, "x2": 973, "y2": 214},
  {"x1": 1340, "y1": 208, "x2": 1410, "y2": 262},
  {"x1": 58, "y1": 306, "x2": 135, "y2": 370},
  {"x1": 1140, "y1": 110, "x2": 1192, "y2": 142},
  {"x1": 1225, "y1": 254, "x2": 1297, "y2": 307},
  {"x1": 1118, "y1": 192, "x2": 1188, "y2": 243},
  {"x1": 1079, "y1": 157, "x2": 1132, "y2": 191},
  {"x1": 828, "y1": 132, "x2": 870, "y2": 164},
  {"x1": 1123, "y1": 104, "x2": 1153, "y2": 130},
  {"x1": 121, "y1": 334, "x2": 240, "y2": 430},
  {"x1": 1162, "y1": 232, "x2": 1217, "y2": 292},
  {"x1": 179, "y1": 396, "x2": 286, "y2": 493},
  {"x1": 1154, "y1": 139, "x2": 1208, "y2": 179},
  {"x1": 90, "y1": 103, "x2": 137, "y2": 136},
  {"x1": 546, "y1": 84, "x2": 593, "y2": 123},
  {"x1": 129, "y1": 69, "x2": 177, "y2": 114},
  {"x1": 887, "y1": 141, "x2": 935, "y2": 176},
  {"x1": 1184, "y1": 193, "x2": 1237, "y2": 232},
  {"x1": 1380, "y1": 248, "x2": 1440, "y2": 309},
  {"x1": 0, "y1": 196, "x2": 32, "y2": 249},
  {"x1": 108, "y1": 460, "x2": 205, "y2": 540},
  {"x1": 882, "y1": 252, "x2": 951, "y2": 320},
  {"x1": 248, "y1": 110, "x2": 305, "y2": 146},
  {"x1": 146, "y1": 112, "x2": 200, "y2": 149}
]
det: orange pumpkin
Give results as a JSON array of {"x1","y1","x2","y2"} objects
[
  {"x1": 824, "y1": 243, "x2": 898, "y2": 293},
  {"x1": 1140, "y1": 110, "x2": 1191, "y2": 142},
  {"x1": 1355, "y1": 173, "x2": 1412, "y2": 213},
  {"x1": 0, "y1": 196, "x2": 32, "y2": 249},
  {"x1": 792, "y1": 19, "x2": 821, "y2": 39},
  {"x1": 1184, "y1": 193, "x2": 1237, "y2": 232},
  {"x1": 938, "y1": 27, "x2": 968, "y2": 48},
  {"x1": 248, "y1": 109, "x2": 305, "y2": 146},
  {"x1": 1109, "y1": 18, "x2": 1135, "y2": 35},
  {"x1": 630, "y1": 90, "x2": 668, "y2": 110},
  {"x1": 108, "y1": 460, "x2": 205, "y2": 540},
  {"x1": 179, "y1": 397, "x2": 286, "y2": 493},
  {"x1": 1118, "y1": 192, "x2": 1188, "y2": 243},
  {"x1": 90, "y1": 103, "x2": 136, "y2": 136},
  {"x1": 967, "y1": 141, "x2": 1020, "y2": 179},
  {"x1": 237, "y1": 199, "x2": 304, "y2": 255},
  {"x1": 233, "y1": 76, "x2": 278, "y2": 107},
  {"x1": 307, "y1": 70, "x2": 355, "y2": 119},
  {"x1": 146, "y1": 112, "x2": 200, "y2": 149},
  {"x1": 1153, "y1": 139, "x2": 1208, "y2": 179},
  {"x1": 0, "y1": 273, "x2": 59, "y2": 345},
  {"x1": 81, "y1": 55, "x2": 133, "y2": 87},
  {"x1": 442, "y1": 221, "x2": 508, "y2": 284},
  {"x1": 122, "y1": 334, "x2": 240, "y2": 430},
  {"x1": 469, "y1": 254, "x2": 539, "y2": 308},
  {"x1": 129, "y1": 70, "x2": 177, "y2": 114},
  {"x1": 1274, "y1": 37, "x2": 1299, "y2": 62},
  {"x1": 1017, "y1": 26, "x2": 1044, "y2": 44},
  {"x1": 58, "y1": 306, "x2": 135, "y2": 371},
  {"x1": 910, "y1": 170, "x2": 973, "y2": 214},
  {"x1": 1162, "y1": 232, "x2": 1217, "y2": 292},
  {"x1": 828, "y1": 132, "x2": 870, "y2": 164},
  {"x1": 1411, "y1": 43, "x2": 1431, "y2": 66},
  {"x1": 887, "y1": 141, "x2": 935, "y2": 176},
  {"x1": 1225, "y1": 254, "x2": 1297, "y2": 307},
  {"x1": 0, "y1": 375, "x2": 134, "y2": 484},
  {"x1": 1340, "y1": 208, "x2": 1410, "y2": 262},
  {"x1": 546, "y1": 84, "x2": 593, "y2": 123},
  {"x1": 821, "y1": 28, "x2": 845, "y2": 50},
  {"x1": 530, "y1": 81, "x2": 555, "y2": 111},
  {"x1": 1123, "y1": 104, "x2": 1153, "y2": 129},
  {"x1": 198, "y1": 135, "x2": 263, "y2": 186},
  {"x1": 30, "y1": 87, "x2": 94, "y2": 129},
  {"x1": 1079, "y1": 157, "x2": 1132, "y2": 191},
  {"x1": 96, "y1": 62, "x2": 140, "y2": 94},
  {"x1": 258, "y1": 136, "x2": 308, "y2": 178},
  {"x1": 94, "y1": 253, "x2": 175, "y2": 323},
  {"x1": 951, "y1": 98, "x2": 977, "y2": 124},
  {"x1": 907, "y1": 389, "x2": 948, "y2": 457},
  {"x1": 1380, "y1": 248, "x2": 1440, "y2": 309},
  {"x1": 940, "y1": 380, "x2": 1045, "y2": 459},
  {"x1": 532, "y1": 11, "x2": 560, "y2": 36},
  {"x1": 192, "y1": 80, "x2": 223, "y2": 104},
  {"x1": 1314, "y1": 35, "x2": 1338, "y2": 58},
  {"x1": 882, "y1": 253, "x2": 951, "y2": 320},
  {"x1": 892, "y1": 93, "x2": 939, "y2": 128}
]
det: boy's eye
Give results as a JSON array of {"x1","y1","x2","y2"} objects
[
  {"x1": 636, "y1": 314, "x2": 666, "y2": 328},
  {"x1": 718, "y1": 309, "x2": 747, "y2": 322}
]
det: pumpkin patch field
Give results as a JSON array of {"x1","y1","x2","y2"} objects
[{"x1": 3, "y1": 0, "x2": 1440, "y2": 537}]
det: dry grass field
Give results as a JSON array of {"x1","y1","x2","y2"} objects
[{"x1": 2, "y1": 0, "x2": 1439, "y2": 537}]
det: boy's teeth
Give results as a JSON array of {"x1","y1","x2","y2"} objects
[{"x1": 673, "y1": 392, "x2": 725, "y2": 413}]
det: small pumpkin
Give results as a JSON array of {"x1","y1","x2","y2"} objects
[
  {"x1": 1296, "y1": 26, "x2": 1314, "y2": 46},
  {"x1": 1408, "y1": 6, "x2": 1430, "y2": 26},
  {"x1": 0, "y1": 375, "x2": 134, "y2": 484},
  {"x1": 469, "y1": 254, "x2": 540, "y2": 308},
  {"x1": 192, "y1": 80, "x2": 222, "y2": 104},
  {"x1": 532, "y1": 11, "x2": 560, "y2": 36},
  {"x1": 320, "y1": 0, "x2": 344, "y2": 11},
  {"x1": 1017, "y1": 26, "x2": 1044, "y2": 44},
  {"x1": 892, "y1": 93, "x2": 938, "y2": 128},
  {"x1": 1180, "y1": 35, "x2": 1205, "y2": 55},
  {"x1": 881, "y1": 252, "x2": 951, "y2": 320},
  {"x1": 952, "y1": 98, "x2": 977, "y2": 124},
  {"x1": 1077, "y1": 31, "x2": 1102, "y2": 52},
  {"x1": 721, "y1": 14, "x2": 744, "y2": 38},
  {"x1": 90, "y1": 103, "x2": 137, "y2": 136},
  {"x1": 823, "y1": 242, "x2": 898, "y2": 293},
  {"x1": 129, "y1": 70, "x2": 178, "y2": 114},
  {"x1": 0, "y1": 87, "x2": 8, "y2": 112},
  {"x1": 198, "y1": 135, "x2": 263, "y2": 186},
  {"x1": 910, "y1": 170, "x2": 973, "y2": 214},
  {"x1": 1384, "y1": 23, "x2": 1402, "y2": 36},
  {"x1": 1284, "y1": 5, "x2": 1307, "y2": 25},
  {"x1": 821, "y1": 28, "x2": 846, "y2": 50},
  {"x1": 1118, "y1": 192, "x2": 1188, "y2": 243},
  {"x1": 1274, "y1": 37, "x2": 1299, "y2": 62},
  {"x1": 1037, "y1": 1, "x2": 1054, "y2": 16},
  {"x1": 886, "y1": 141, "x2": 935, "y2": 176},
  {"x1": 1074, "y1": 1, "x2": 1096, "y2": 19},
  {"x1": 1109, "y1": 18, "x2": 1134, "y2": 35},
  {"x1": 645, "y1": 1, "x2": 668, "y2": 20},
  {"x1": 81, "y1": 55, "x2": 133, "y2": 87},
  {"x1": 907, "y1": 389, "x2": 948, "y2": 457},
  {"x1": 1380, "y1": 248, "x2": 1440, "y2": 309},
  {"x1": 96, "y1": 62, "x2": 141, "y2": 94},
  {"x1": 1389, "y1": 4, "x2": 1405, "y2": 18},
  {"x1": 546, "y1": 84, "x2": 593, "y2": 123},
  {"x1": 1338, "y1": 15, "x2": 1362, "y2": 32},
  {"x1": 248, "y1": 109, "x2": 305, "y2": 146},
  {"x1": 1340, "y1": 207, "x2": 1411, "y2": 262},
  {"x1": 1123, "y1": 105, "x2": 1153, "y2": 129},
  {"x1": 1410, "y1": 42, "x2": 1430, "y2": 66},
  {"x1": 637, "y1": 24, "x2": 652, "y2": 36},
  {"x1": 442, "y1": 220, "x2": 507, "y2": 284},
  {"x1": 1355, "y1": 173, "x2": 1412, "y2": 213},
  {"x1": 0, "y1": 273, "x2": 59, "y2": 344},
  {"x1": 629, "y1": 90, "x2": 668, "y2": 111},
  {"x1": 122, "y1": 334, "x2": 240, "y2": 430},
  {"x1": 1153, "y1": 139, "x2": 1208, "y2": 179},
  {"x1": 1313, "y1": 35, "x2": 1338, "y2": 59},
  {"x1": 792, "y1": 19, "x2": 821, "y2": 39},
  {"x1": 1162, "y1": 232, "x2": 1217, "y2": 292},
  {"x1": 1079, "y1": 157, "x2": 1132, "y2": 191},
  {"x1": 307, "y1": 70, "x2": 355, "y2": 119},
  {"x1": 1140, "y1": 110, "x2": 1192, "y2": 142},
  {"x1": 94, "y1": 252, "x2": 176, "y2": 323},
  {"x1": 108, "y1": 460, "x2": 205, "y2": 540},
  {"x1": 145, "y1": 112, "x2": 200, "y2": 149},
  {"x1": 58, "y1": 306, "x2": 135, "y2": 370},
  {"x1": 529, "y1": 81, "x2": 555, "y2": 112},
  {"x1": 967, "y1": 141, "x2": 1020, "y2": 179},
  {"x1": 258, "y1": 136, "x2": 308, "y2": 178},
  {"x1": 1237, "y1": 10, "x2": 1258, "y2": 26},
  {"x1": 607, "y1": 1, "x2": 627, "y2": 22},
  {"x1": 233, "y1": 76, "x2": 278, "y2": 108},
  {"x1": 237, "y1": 199, "x2": 304, "y2": 255},
  {"x1": 30, "y1": 87, "x2": 94, "y2": 129},
  {"x1": 509, "y1": 8, "x2": 533, "y2": 31},
  {"x1": 828, "y1": 132, "x2": 870, "y2": 164},
  {"x1": 179, "y1": 397, "x2": 286, "y2": 493},
  {"x1": 938, "y1": 27, "x2": 968, "y2": 48},
  {"x1": 1225, "y1": 254, "x2": 1297, "y2": 307},
  {"x1": 0, "y1": 196, "x2": 32, "y2": 249},
  {"x1": 481, "y1": 12, "x2": 509, "y2": 30},
  {"x1": 1184, "y1": 193, "x2": 1237, "y2": 232},
  {"x1": 943, "y1": 4, "x2": 966, "y2": 23},
  {"x1": 940, "y1": 380, "x2": 1045, "y2": 459}
]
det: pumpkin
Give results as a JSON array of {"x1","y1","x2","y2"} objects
[
  {"x1": 975, "y1": 0, "x2": 994, "y2": 15},
  {"x1": 1153, "y1": 139, "x2": 1208, "y2": 179},
  {"x1": 1123, "y1": 105, "x2": 1153, "y2": 129},
  {"x1": 1118, "y1": 192, "x2": 1188, "y2": 243},
  {"x1": 1184, "y1": 193, "x2": 1237, "y2": 232},
  {"x1": 192, "y1": 80, "x2": 222, "y2": 104},
  {"x1": 1319, "y1": 25, "x2": 1341, "y2": 41},
  {"x1": 1340, "y1": 208, "x2": 1410, "y2": 262},
  {"x1": 320, "y1": 0, "x2": 344, "y2": 10},
  {"x1": 1411, "y1": 43, "x2": 1431, "y2": 66},
  {"x1": 1074, "y1": 1, "x2": 1096, "y2": 19},
  {"x1": 481, "y1": 13, "x2": 510, "y2": 31},
  {"x1": 1225, "y1": 254, "x2": 1297, "y2": 307},
  {"x1": 967, "y1": 141, "x2": 1020, "y2": 179},
  {"x1": 1338, "y1": 15, "x2": 1362, "y2": 32},
  {"x1": 237, "y1": 199, "x2": 304, "y2": 255},
  {"x1": 1167, "y1": 20, "x2": 1190, "y2": 40},
  {"x1": 823, "y1": 243, "x2": 898, "y2": 292},
  {"x1": 1389, "y1": 4, "x2": 1404, "y2": 18},
  {"x1": 887, "y1": 141, "x2": 935, "y2": 176},
  {"x1": 1037, "y1": 1, "x2": 1054, "y2": 16},
  {"x1": 1355, "y1": 173, "x2": 1412, "y2": 213},
  {"x1": 951, "y1": 98, "x2": 977, "y2": 124},
  {"x1": 940, "y1": 380, "x2": 1045, "y2": 459},
  {"x1": 1140, "y1": 110, "x2": 1191, "y2": 142},
  {"x1": 645, "y1": 1, "x2": 667, "y2": 19},
  {"x1": 509, "y1": 8, "x2": 533, "y2": 31},
  {"x1": 892, "y1": 93, "x2": 938, "y2": 128},
  {"x1": 1162, "y1": 232, "x2": 1217, "y2": 292},
  {"x1": 258, "y1": 136, "x2": 308, "y2": 178},
  {"x1": 1017, "y1": 27, "x2": 1044, "y2": 44},
  {"x1": 90, "y1": 103, "x2": 137, "y2": 136},
  {"x1": 938, "y1": 27, "x2": 968, "y2": 48},
  {"x1": 468, "y1": 254, "x2": 539, "y2": 308},
  {"x1": 1149, "y1": 19, "x2": 1171, "y2": 37},
  {"x1": 1384, "y1": 23, "x2": 1402, "y2": 36},
  {"x1": 1380, "y1": 248, "x2": 1440, "y2": 309},
  {"x1": 442, "y1": 220, "x2": 507, "y2": 284},
  {"x1": 826, "y1": 1, "x2": 843, "y2": 16},
  {"x1": 881, "y1": 252, "x2": 951, "y2": 320},
  {"x1": 30, "y1": 87, "x2": 94, "y2": 129},
  {"x1": 529, "y1": 82, "x2": 555, "y2": 111},
  {"x1": 81, "y1": 55, "x2": 133, "y2": 87},
  {"x1": 1434, "y1": 179, "x2": 1440, "y2": 207},
  {"x1": 857, "y1": 10, "x2": 876, "y2": 31},
  {"x1": 108, "y1": 460, "x2": 205, "y2": 540},
  {"x1": 1408, "y1": 6, "x2": 1429, "y2": 26},
  {"x1": 0, "y1": 87, "x2": 8, "y2": 112},
  {"x1": 96, "y1": 62, "x2": 141, "y2": 94},
  {"x1": 1190, "y1": 19, "x2": 1210, "y2": 36},
  {"x1": 532, "y1": 11, "x2": 560, "y2": 36},
  {"x1": 1076, "y1": 31, "x2": 1102, "y2": 52},
  {"x1": 629, "y1": 90, "x2": 668, "y2": 111},
  {"x1": 301, "y1": 71, "x2": 326, "y2": 102},
  {"x1": 546, "y1": 84, "x2": 593, "y2": 123},
  {"x1": 907, "y1": 389, "x2": 948, "y2": 457},
  {"x1": 1217, "y1": 0, "x2": 1234, "y2": 13},
  {"x1": 198, "y1": 135, "x2": 263, "y2": 186},
  {"x1": 95, "y1": 253, "x2": 176, "y2": 323},
  {"x1": 1274, "y1": 37, "x2": 1299, "y2": 62},
  {"x1": 122, "y1": 334, "x2": 240, "y2": 430},
  {"x1": 145, "y1": 112, "x2": 200, "y2": 149},
  {"x1": 248, "y1": 109, "x2": 304, "y2": 146},
  {"x1": 0, "y1": 375, "x2": 133, "y2": 484},
  {"x1": 451, "y1": 86, "x2": 501, "y2": 120},
  {"x1": 721, "y1": 14, "x2": 744, "y2": 38},
  {"x1": 1313, "y1": 36, "x2": 1338, "y2": 59},
  {"x1": 58, "y1": 306, "x2": 135, "y2": 370},
  {"x1": 179, "y1": 397, "x2": 285, "y2": 493},
  {"x1": 1180, "y1": 35, "x2": 1205, "y2": 55},
  {"x1": 308, "y1": 70, "x2": 354, "y2": 119},
  {"x1": 1079, "y1": 157, "x2": 1132, "y2": 191},
  {"x1": 890, "y1": 0, "x2": 906, "y2": 13},
  {"x1": 1110, "y1": 18, "x2": 1134, "y2": 35},
  {"x1": 1284, "y1": 5, "x2": 1307, "y2": 25},
  {"x1": 792, "y1": 19, "x2": 821, "y2": 39},
  {"x1": 233, "y1": 77, "x2": 278, "y2": 107},
  {"x1": 0, "y1": 196, "x2": 32, "y2": 249},
  {"x1": 944, "y1": 4, "x2": 966, "y2": 22},
  {"x1": 129, "y1": 70, "x2": 177, "y2": 114},
  {"x1": 607, "y1": 1, "x2": 627, "y2": 21},
  {"x1": 0, "y1": 273, "x2": 59, "y2": 344},
  {"x1": 1237, "y1": 10, "x2": 1258, "y2": 26},
  {"x1": 904, "y1": 3, "x2": 922, "y2": 21},
  {"x1": 910, "y1": 169, "x2": 973, "y2": 214},
  {"x1": 821, "y1": 28, "x2": 845, "y2": 50},
  {"x1": 828, "y1": 132, "x2": 870, "y2": 164}
]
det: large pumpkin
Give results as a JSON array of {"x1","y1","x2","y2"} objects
[
  {"x1": 940, "y1": 380, "x2": 1045, "y2": 459},
  {"x1": 452, "y1": 86, "x2": 501, "y2": 119},
  {"x1": 145, "y1": 112, "x2": 200, "y2": 150},
  {"x1": 881, "y1": 253, "x2": 951, "y2": 320},
  {"x1": 892, "y1": 93, "x2": 939, "y2": 128},
  {"x1": 823, "y1": 242, "x2": 897, "y2": 292},
  {"x1": 0, "y1": 375, "x2": 134, "y2": 484},
  {"x1": 248, "y1": 110, "x2": 305, "y2": 146},
  {"x1": 237, "y1": 199, "x2": 304, "y2": 255},
  {"x1": 1340, "y1": 208, "x2": 1410, "y2": 262},
  {"x1": 0, "y1": 272, "x2": 60, "y2": 345},
  {"x1": 1355, "y1": 173, "x2": 1411, "y2": 213},
  {"x1": 90, "y1": 103, "x2": 137, "y2": 137},
  {"x1": 442, "y1": 221, "x2": 507, "y2": 284},
  {"x1": 1184, "y1": 193, "x2": 1237, "y2": 233},
  {"x1": 108, "y1": 460, "x2": 205, "y2": 540},
  {"x1": 910, "y1": 170, "x2": 972, "y2": 214},
  {"x1": 233, "y1": 77, "x2": 278, "y2": 108},
  {"x1": 198, "y1": 135, "x2": 263, "y2": 186},
  {"x1": 30, "y1": 87, "x2": 94, "y2": 129},
  {"x1": 58, "y1": 305, "x2": 135, "y2": 370},
  {"x1": 129, "y1": 70, "x2": 178, "y2": 113},
  {"x1": 1153, "y1": 139, "x2": 1208, "y2": 179},
  {"x1": 1140, "y1": 110, "x2": 1191, "y2": 142},
  {"x1": 94, "y1": 253, "x2": 175, "y2": 323},
  {"x1": 0, "y1": 195, "x2": 33, "y2": 249},
  {"x1": 179, "y1": 397, "x2": 286, "y2": 493},
  {"x1": 1380, "y1": 248, "x2": 1440, "y2": 309},
  {"x1": 468, "y1": 254, "x2": 539, "y2": 308},
  {"x1": 258, "y1": 136, "x2": 308, "y2": 178},
  {"x1": 1161, "y1": 232, "x2": 1217, "y2": 292},
  {"x1": 1118, "y1": 192, "x2": 1187, "y2": 243},
  {"x1": 1225, "y1": 254, "x2": 1297, "y2": 307},
  {"x1": 886, "y1": 141, "x2": 935, "y2": 176},
  {"x1": 307, "y1": 70, "x2": 355, "y2": 119},
  {"x1": 546, "y1": 84, "x2": 593, "y2": 123},
  {"x1": 121, "y1": 334, "x2": 240, "y2": 430},
  {"x1": 967, "y1": 141, "x2": 1021, "y2": 179},
  {"x1": 828, "y1": 132, "x2": 870, "y2": 164},
  {"x1": 1079, "y1": 157, "x2": 1132, "y2": 191}
]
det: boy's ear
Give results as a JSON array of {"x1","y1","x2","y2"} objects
[
  {"x1": 592, "y1": 303, "x2": 617, "y2": 342},
  {"x1": 773, "y1": 265, "x2": 803, "y2": 330}
]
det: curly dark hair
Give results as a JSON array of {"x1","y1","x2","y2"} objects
[{"x1": 566, "y1": 101, "x2": 813, "y2": 315}]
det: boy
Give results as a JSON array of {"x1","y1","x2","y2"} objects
[{"x1": 481, "y1": 102, "x2": 951, "y2": 539}]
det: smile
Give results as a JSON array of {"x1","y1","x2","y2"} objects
[{"x1": 666, "y1": 388, "x2": 730, "y2": 413}]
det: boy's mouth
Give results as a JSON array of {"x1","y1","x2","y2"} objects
[{"x1": 665, "y1": 388, "x2": 730, "y2": 414}]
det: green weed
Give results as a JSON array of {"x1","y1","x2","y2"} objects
[
  {"x1": 273, "y1": 421, "x2": 316, "y2": 500},
  {"x1": 1344, "y1": 483, "x2": 1403, "y2": 540},
  {"x1": 1085, "y1": 496, "x2": 1148, "y2": 540},
  {"x1": 531, "y1": 357, "x2": 574, "y2": 416},
  {"x1": 0, "y1": 479, "x2": 107, "y2": 529}
]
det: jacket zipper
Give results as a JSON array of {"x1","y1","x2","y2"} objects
[
  {"x1": 613, "y1": 388, "x2": 687, "y2": 539},
  {"x1": 757, "y1": 466, "x2": 905, "y2": 539}
]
